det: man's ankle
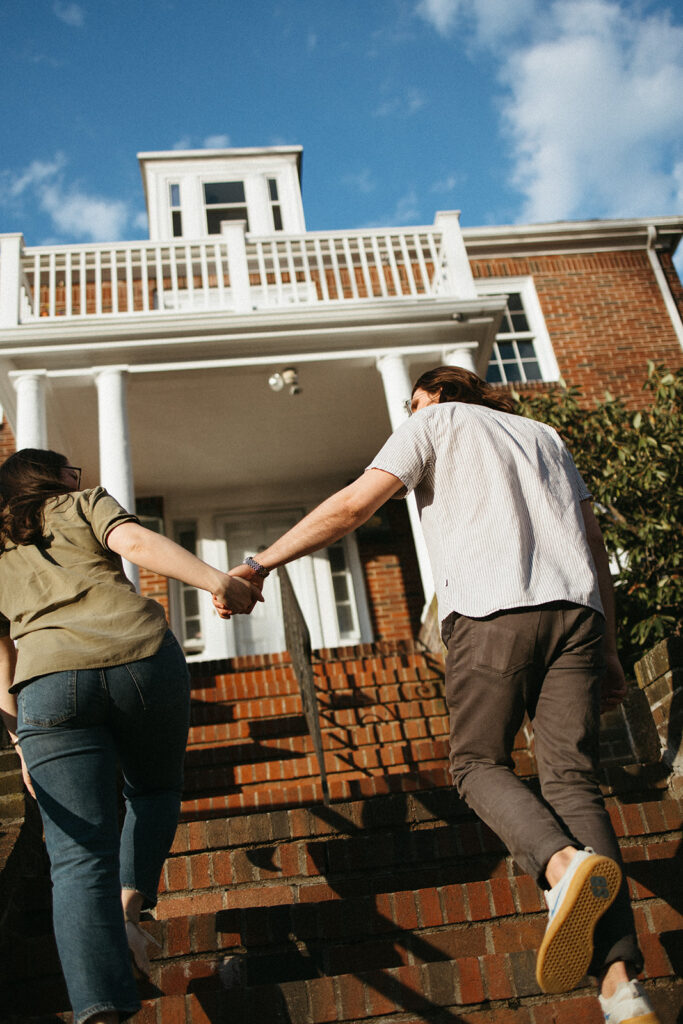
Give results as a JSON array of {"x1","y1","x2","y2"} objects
[{"x1": 599, "y1": 959, "x2": 637, "y2": 999}]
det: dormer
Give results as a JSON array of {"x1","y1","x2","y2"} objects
[{"x1": 138, "y1": 146, "x2": 305, "y2": 241}]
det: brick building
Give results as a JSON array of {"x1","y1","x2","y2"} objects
[{"x1": 0, "y1": 145, "x2": 681, "y2": 661}]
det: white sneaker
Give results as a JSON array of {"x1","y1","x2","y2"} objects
[
  {"x1": 536, "y1": 848, "x2": 622, "y2": 993},
  {"x1": 599, "y1": 979, "x2": 660, "y2": 1023}
]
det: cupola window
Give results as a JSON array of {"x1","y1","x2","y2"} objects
[{"x1": 203, "y1": 181, "x2": 250, "y2": 233}]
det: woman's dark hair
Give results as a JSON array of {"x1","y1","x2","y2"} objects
[
  {"x1": 0, "y1": 449, "x2": 72, "y2": 552},
  {"x1": 412, "y1": 365, "x2": 516, "y2": 413}
]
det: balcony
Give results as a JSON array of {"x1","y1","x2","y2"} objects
[{"x1": 0, "y1": 222, "x2": 472, "y2": 327}]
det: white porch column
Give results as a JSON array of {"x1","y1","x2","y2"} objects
[
  {"x1": 375, "y1": 354, "x2": 434, "y2": 602},
  {"x1": 95, "y1": 366, "x2": 138, "y2": 589},
  {"x1": 13, "y1": 370, "x2": 48, "y2": 449},
  {"x1": 221, "y1": 220, "x2": 251, "y2": 313},
  {"x1": 443, "y1": 343, "x2": 479, "y2": 375}
]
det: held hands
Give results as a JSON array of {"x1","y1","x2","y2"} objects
[
  {"x1": 212, "y1": 570, "x2": 264, "y2": 619},
  {"x1": 600, "y1": 651, "x2": 627, "y2": 713}
]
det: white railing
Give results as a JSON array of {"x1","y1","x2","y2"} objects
[{"x1": 6, "y1": 226, "x2": 450, "y2": 324}]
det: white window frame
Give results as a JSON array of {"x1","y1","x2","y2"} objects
[
  {"x1": 476, "y1": 276, "x2": 560, "y2": 383},
  {"x1": 313, "y1": 533, "x2": 373, "y2": 647}
]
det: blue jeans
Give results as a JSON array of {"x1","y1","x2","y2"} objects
[{"x1": 16, "y1": 630, "x2": 190, "y2": 1024}]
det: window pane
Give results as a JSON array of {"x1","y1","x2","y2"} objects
[
  {"x1": 172, "y1": 211, "x2": 183, "y2": 237},
  {"x1": 498, "y1": 341, "x2": 515, "y2": 360},
  {"x1": 268, "y1": 178, "x2": 279, "y2": 200},
  {"x1": 336, "y1": 605, "x2": 354, "y2": 635},
  {"x1": 206, "y1": 207, "x2": 250, "y2": 234},
  {"x1": 505, "y1": 363, "x2": 523, "y2": 382},
  {"x1": 272, "y1": 205, "x2": 283, "y2": 231},
  {"x1": 332, "y1": 575, "x2": 350, "y2": 602},
  {"x1": 204, "y1": 181, "x2": 246, "y2": 205},
  {"x1": 510, "y1": 311, "x2": 530, "y2": 331},
  {"x1": 517, "y1": 340, "x2": 536, "y2": 358},
  {"x1": 170, "y1": 184, "x2": 180, "y2": 207},
  {"x1": 486, "y1": 364, "x2": 503, "y2": 383},
  {"x1": 508, "y1": 293, "x2": 524, "y2": 311},
  {"x1": 183, "y1": 589, "x2": 199, "y2": 617},
  {"x1": 328, "y1": 546, "x2": 345, "y2": 572},
  {"x1": 177, "y1": 528, "x2": 196, "y2": 552},
  {"x1": 184, "y1": 618, "x2": 202, "y2": 641},
  {"x1": 522, "y1": 360, "x2": 542, "y2": 380}
]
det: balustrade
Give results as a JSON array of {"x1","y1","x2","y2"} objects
[{"x1": 5, "y1": 226, "x2": 451, "y2": 324}]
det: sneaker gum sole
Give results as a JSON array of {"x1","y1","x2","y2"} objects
[
  {"x1": 536, "y1": 854, "x2": 622, "y2": 994},
  {"x1": 617, "y1": 1015, "x2": 660, "y2": 1024}
]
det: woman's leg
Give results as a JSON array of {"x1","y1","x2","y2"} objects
[
  {"x1": 17, "y1": 669, "x2": 140, "y2": 1024},
  {"x1": 106, "y1": 631, "x2": 191, "y2": 911}
]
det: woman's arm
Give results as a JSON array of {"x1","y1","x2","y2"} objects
[
  {"x1": 0, "y1": 636, "x2": 34, "y2": 797},
  {"x1": 106, "y1": 521, "x2": 262, "y2": 613}
]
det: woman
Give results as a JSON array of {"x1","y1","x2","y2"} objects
[{"x1": 0, "y1": 448, "x2": 260, "y2": 1024}]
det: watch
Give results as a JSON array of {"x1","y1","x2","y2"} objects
[{"x1": 243, "y1": 556, "x2": 270, "y2": 578}]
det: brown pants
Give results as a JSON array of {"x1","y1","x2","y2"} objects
[{"x1": 442, "y1": 601, "x2": 641, "y2": 974}]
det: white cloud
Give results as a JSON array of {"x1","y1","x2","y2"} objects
[
  {"x1": 6, "y1": 154, "x2": 67, "y2": 197},
  {"x1": 40, "y1": 185, "x2": 129, "y2": 241},
  {"x1": 53, "y1": 1, "x2": 84, "y2": 27},
  {"x1": 172, "y1": 136, "x2": 193, "y2": 150},
  {"x1": 343, "y1": 169, "x2": 376, "y2": 194},
  {"x1": 416, "y1": 0, "x2": 461, "y2": 36},
  {"x1": 374, "y1": 88, "x2": 426, "y2": 118},
  {"x1": 1, "y1": 155, "x2": 132, "y2": 242},
  {"x1": 431, "y1": 174, "x2": 459, "y2": 193},
  {"x1": 365, "y1": 190, "x2": 422, "y2": 227},
  {"x1": 500, "y1": 2, "x2": 683, "y2": 222},
  {"x1": 203, "y1": 134, "x2": 231, "y2": 149},
  {"x1": 416, "y1": 0, "x2": 683, "y2": 225}
]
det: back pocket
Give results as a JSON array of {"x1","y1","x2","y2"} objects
[
  {"x1": 470, "y1": 620, "x2": 533, "y2": 676},
  {"x1": 18, "y1": 671, "x2": 77, "y2": 727}
]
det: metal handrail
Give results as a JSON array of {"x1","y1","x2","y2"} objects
[{"x1": 278, "y1": 566, "x2": 330, "y2": 805}]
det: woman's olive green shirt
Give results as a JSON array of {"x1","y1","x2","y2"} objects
[{"x1": 0, "y1": 487, "x2": 168, "y2": 691}]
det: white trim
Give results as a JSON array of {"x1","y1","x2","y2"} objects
[
  {"x1": 475, "y1": 276, "x2": 561, "y2": 382},
  {"x1": 647, "y1": 226, "x2": 683, "y2": 351},
  {"x1": 343, "y1": 533, "x2": 374, "y2": 643}
]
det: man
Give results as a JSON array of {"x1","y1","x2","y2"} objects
[{"x1": 219, "y1": 366, "x2": 657, "y2": 1024}]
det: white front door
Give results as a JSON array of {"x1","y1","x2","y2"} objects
[{"x1": 222, "y1": 512, "x2": 298, "y2": 655}]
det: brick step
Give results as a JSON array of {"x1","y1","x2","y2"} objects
[
  {"x1": 184, "y1": 712, "x2": 450, "y2": 767},
  {"x1": 189, "y1": 650, "x2": 441, "y2": 701},
  {"x1": 187, "y1": 699, "x2": 449, "y2": 748},
  {"x1": 182, "y1": 737, "x2": 451, "y2": 795},
  {"x1": 191, "y1": 672, "x2": 445, "y2": 715},
  {"x1": 16, "y1": 974, "x2": 683, "y2": 1024},
  {"x1": 179, "y1": 763, "x2": 453, "y2": 820}
]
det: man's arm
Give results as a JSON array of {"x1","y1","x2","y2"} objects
[
  {"x1": 219, "y1": 469, "x2": 403, "y2": 605},
  {"x1": 581, "y1": 500, "x2": 627, "y2": 711}
]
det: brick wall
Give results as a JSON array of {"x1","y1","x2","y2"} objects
[
  {"x1": 470, "y1": 249, "x2": 683, "y2": 405},
  {"x1": 0, "y1": 417, "x2": 16, "y2": 461},
  {"x1": 356, "y1": 500, "x2": 424, "y2": 643}
]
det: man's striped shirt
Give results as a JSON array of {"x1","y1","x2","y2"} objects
[{"x1": 368, "y1": 402, "x2": 603, "y2": 622}]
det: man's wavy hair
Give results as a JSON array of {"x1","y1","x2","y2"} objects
[
  {"x1": 412, "y1": 366, "x2": 516, "y2": 413},
  {"x1": 0, "y1": 449, "x2": 72, "y2": 553}
]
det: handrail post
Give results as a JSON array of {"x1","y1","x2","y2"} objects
[
  {"x1": 278, "y1": 566, "x2": 330, "y2": 804},
  {"x1": 220, "y1": 221, "x2": 251, "y2": 313},
  {"x1": 0, "y1": 233, "x2": 24, "y2": 327}
]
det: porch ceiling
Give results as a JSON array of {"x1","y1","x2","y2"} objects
[{"x1": 45, "y1": 356, "x2": 439, "y2": 505}]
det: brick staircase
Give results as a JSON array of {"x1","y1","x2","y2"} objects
[{"x1": 1, "y1": 641, "x2": 682, "y2": 1024}]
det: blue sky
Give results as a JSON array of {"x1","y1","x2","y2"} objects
[{"x1": 1, "y1": 0, "x2": 682, "y2": 270}]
